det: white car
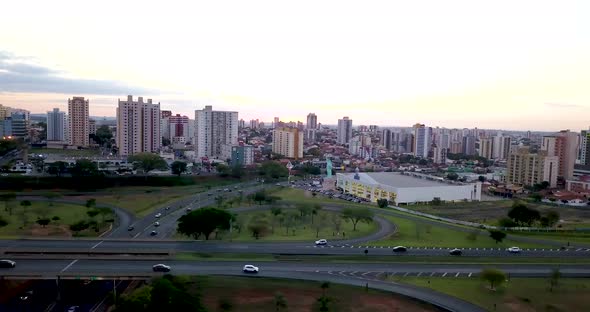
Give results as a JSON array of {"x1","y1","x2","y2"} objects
[
  {"x1": 507, "y1": 247, "x2": 521, "y2": 253},
  {"x1": 154, "y1": 221, "x2": 160, "y2": 227},
  {"x1": 243, "y1": 264, "x2": 259, "y2": 273},
  {"x1": 315, "y1": 239, "x2": 328, "y2": 246},
  {"x1": 155, "y1": 213, "x2": 162, "y2": 218}
]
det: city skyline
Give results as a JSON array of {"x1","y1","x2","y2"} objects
[{"x1": 1, "y1": 1, "x2": 589, "y2": 131}]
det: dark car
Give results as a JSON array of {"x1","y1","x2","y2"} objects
[
  {"x1": 152, "y1": 264, "x2": 171, "y2": 272},
  {"x1": 150, "y1": 230, "x2": 158, "y2": 236},
  {"x1": 127, "y1": 226, "x2": 134, "y2": 231},
  {"x1": 0, "y1": 259, "x2": 16, "y2": 268},
  {"x1": 392, "y1": 246, "x2": 407, "y2": 252},
  {"x1": 449, "y1": 248, "x2": 462, "y2": 256}
]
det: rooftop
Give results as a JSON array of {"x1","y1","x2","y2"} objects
[{"x1": 342, "y1": 172, "x2": 450, "y2": 188}]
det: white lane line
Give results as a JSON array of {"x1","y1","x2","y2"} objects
[
  {"x1": 455, "y1": 272, "x2": 460, "y2": 277},
  {"x1": 61, "y1": 259, "x2": 78, "y2": 272},
  {"x1": 403, "y1": 272, "x2": 409, "y2": 277},
  {"x1": 576, "y1": 248, "x2": 582, "y2": 251},
  {"x1": 430, "y1": 272, "x2": 435, "y2": 277},
  {"x1": 468, "y1": 273, "x2": 473, "y2": 277},
  {"x1": 442, "y1": 272, "x2": 448, "y2": 277},
  {"x1": 91, "y1": 241, "x2": 104, "y2": 249},
  {"x1": 417, "y1": 272, "x2": 422, "y2": 277}
]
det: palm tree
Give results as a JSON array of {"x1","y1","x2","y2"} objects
[{"x1": 274, "y1": 292, "x2": 287, "y2": 312}]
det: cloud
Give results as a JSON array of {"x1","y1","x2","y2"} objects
[
  {"x1": 544, "y1": 102, "x2": 585, "y2": 109},
  {"x1": 0, "y1": 51, "x2": 153, "y2": 95}
]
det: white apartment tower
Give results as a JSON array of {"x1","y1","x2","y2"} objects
[
  {"x1": 337, "y1": 117, "x2": 353, "y2": 144},
  {"x1": 68, "y1": 96, "x2": 89, "y2": 147},
  {"x1": 116, "y1": 95, "x2": 161, "y2": 156},
  {"x1": 413, "y1": 123, "x2": 432, "y2": 158},
  {"x1": 46, "y1": 108, "x2": 67, "y2": 142},
  {"x1": 194, "y1": 106, "x2": 238, "y2": 159}
]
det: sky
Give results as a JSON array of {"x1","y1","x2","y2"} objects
[{"x1": 0, "y1": 0, "x2": 589, "y2": 131}]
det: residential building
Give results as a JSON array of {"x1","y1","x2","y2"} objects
[
  {"x1": 88, "y1": 119, "x2": 97, "y2": 135},
  {"x1": 450, "y1": 141, "x2": 462, "y2": 154},
  {"x1": 46, "y1": 108, "x2": 67, "y2": 142},
  {"x1": 272, "y1": 127, "x2": 303, "y2": 159},
  {"x1": 542, "y1": 130, "x2": 578, "y2": 180},
  {"x1": 433, "y1": 145, "x2": 447, "y2": 164},
  {"x1": 116, "y1": 95, "x2": 161, "y2": 156},
  {"x1": 306, "y1": 113, "x2": 318, "y2": 129},
  {"x1": 231, "y1": 145, "x2": 255, "y2": 167},
  {"x1": 492, "y1": 135, "x2": 511, "y2": 160},
  {"x1": 160, "y1": 115, "x2": 170, "y2": 140},
  {"x1": 250, "y1": 119, "x2": 260, "y2": 129},
  {"x1": 68, "y1": 96, "x2": 90, "y2": 147},
  {"x1": 506, "y1": 147, "x2": 558, "y2": 188},
  {"x1": 337, "y1": 117, "x2": 353, "y2": 144},
  {"x1": 0, "y1": 104, "x2": 12, "y2": 119},
  {"x1": 580, "y1": 128, "x2": 590, "y2": 165},
  {"x1": 462, "y1": 135, "x2": 476, "y2": 156},
  {"x1": 161, "y1": 110, "x2": 172, "y2": 118},
  {"x1": 169, "y1": 114, "x2": 190, "y2": 142},
  {"x1": 304, "y1": 129, "x2": 317, "y2": 143},
  {"x1": 413, "y1": 123, "x2": 431, "y2": 158},
  {"x1": 238, "y1": 119, "x2": 246, "y2": 130},
  {"x1": 273, "y1": 117, "x2": 280, "y2": 128},
  {"x1": 479, "y1": 138, "x2": 493, "y2": 160},
  {"x1": 194, "y1": 105, "x2": 238, "y2": 159},
  {"x1": 381, "y1": 129, "x2": 392, "y2": 150},
  {"x1": 349, "y1": 135, "x2": 372, "y2": 158}
]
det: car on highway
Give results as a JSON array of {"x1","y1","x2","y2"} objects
[
  {"x1": 449, "y1": 248, "x2": 462, "y2": 256},
  {"x1": 243, "y1": 264, "x2": 259, "y2": 273},
  {"x1": 150, "y1": 230, "x2": 158, "y2": 236},
  {"x1": 165, "y1": 206, "x2": 170, "y2": 210},
  {"x1": 127, "y1": 225, "x2": 134, "y2": 231},
  {"x1": 392, "y1": 246, "x2": 407, "y2": 252},
  {"x1": 224, "y1": 188, "x2": 230, "y2": 192},
  {"x1": 315, "y1": 239, "x2": 328, "y2": 246},
  {"x1": 19, "y1": 290, "x2": 32, "y2": 301},
  {"x1": 67, "y1": 306, "x2": 81, "y2": 312},
  {"x1": 154, "y1": 221, "x2": 160, "y2": 227},
  {"x1": 208, "y1": 193, "x2": 212, "y2": 196},
  {"x1": 507, "y1": 246, "x2": 521, "y2": 253},
  {"x1": 155, "y1": 213, "x2": 162, "y2": 218},
  {"x1": 186, "y1": 207, "x2": 192, "y2": 212},
  {"x1": 0, "y1": 259, "x2": 16, "y2": 268},
  {"x1": 152, "y1": 264, "x2": 171, "y2": 272}
]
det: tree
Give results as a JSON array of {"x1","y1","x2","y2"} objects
[
  {"x1": 341, "y1": 208, "x2": 374, "y2": 231},
  {"x1": 313, "y1": 213, "x2": 329, "y2": 238},
  {"x1": 177, "y1": 208, "x2": 232, "y2": 240},
  {"x1": 170, "y1": 161, "x2": 188, "y2": 176},
  {"x1": 330, "y1": 213, "x2": 343, "y2": 234},
  {"x1": 0, "y1": 216, "x2": 8, "y2": 228},
  {"x1": 489, "y1": 230, "x2": 507, "y2": 244},
  {"x1": 311, "y1": 204, "x2": 322, "y2": 224},
  {"x1": 128, "y1": 153, "x2": 168, "y2": 175},
  {"x1": 480, "y1": 268, "x2": 506, "y2": 290},
  {"x1": 274, "y1": 292, "x2": 287, "y2": 312},
  {"x1": 248, "y1": 218, "x2": 270, "y2": 239},
  {"x1": 87, "y1": 209, "x2": 100, "y2": 218},
  {"x1": 549, "y1": 268, "x2": 561, "y2": 292},
  {"x1": 216, "y1": 164, "x2": 231, "y2": 177},
  {"x1": 296, "y1": 203, "x2": 313, "y2": 219},
  {"x1": 498, "y1": 217, "x2": 517, "y2": 228},
  {"x1": 254, "y1": 191, "x2": 266, "y2": 205},
  {"x1": 0, "y1": 193, "x2": 16, "y2": 216},
  {"x1": 478, "y1": 175, "x2": 486, "y2": 182},
  {"x1": 529, "y1": 193, "x2": 543, "y2": 202},
  {"x1": 86, "y1": 198, "x2": 96, "y2": 209},
  {"x1": 162, "y1": 137, "x2": 171, "y2": 147},
  {"x1": 283, "y1": 211, "x2": 300, "y2": 235},
  {"x1": 320, "y1": 281, "x2": 330, "y2": 297},
  {"x1": 270, "y1": 207, "x2": 282, "y2": 233},
  {"x1": 148, "y1": 275, "x2": 206, "y2": 312},
  {"x1": 36, "y1": 218, "x2": 50, "y2": 228},
  {"x1": 545, "y1": 210, "x2": 560, "y2": 227},
  {"x1": 446, "y1": 172, "x2": 459, "y2": 180},
  {"x1": 94, "y1": 125, "x2": 113, "y2": 146},
  {"x1": 376, "y1": 199, "x2": 388, "y2": 208},
  {"x1": 508, "y1": 202, "x2": 540, "y2": 226},
  {"x1": 69, "y1": 221, "x2": 89, "y2": 234},
  {"x1": 70, "y1": 159, "x2": 99, "y2": 177},
  {"x1": 20, "y1": 200, "x2": 31, "y2": 226},
  {"x1": 214, "y1": 195, "x2": 225, "y2": 208},
  {"x1": 317, "y1": 296, "x2": 332, "y2": 312},
  {"x1": 218, "y1": 298, "x2": 234, "y2": 312},
  {"x1": 231, "y1": 165, "x2": 244, "y2": 179},
  {"x1": 47, "y1": 161, "x2": 68, "y2": 177},
  {"x1": 259, "y1": 161, "x2": 289, "y2": 180}
]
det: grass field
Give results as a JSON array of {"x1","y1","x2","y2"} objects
[
  {"x1": 0, "y1": 201, "x2": 111, "y2": 237},
  {"x1": 196, "y1": 276, "x2": 438, "y2": 312},
  {"x1": 394, "y1": 277, "x2": 590, "y2": 312},
  {"x1": 368, "y1": 216, "x2": 550, "y2": 248},
  {"x1": 509, "y1": 231, "x2": 590, "y2": 246},
  {"x1": 177, "y1": 209, "x2": 378, "y2": 242},
  {"x1": 404, "y1": 200, "x2": 590, "y2": 229}
]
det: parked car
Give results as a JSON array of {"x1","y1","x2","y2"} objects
[
  {"x1": 315, "y1": 239, "x2": 328, "y2": 246},
  {"x1": 392, "y1": 246, "x2": 407, "y2": 252},
  {"x1": 0, "y1": 259, "x2": 16, "y2": 268},
  {"x1": 449, "y1": 248, "x2": 462, "y2": 256},
  {"x1": 507, "y1": 247, "x2": 521, "y2": 253},
  {"x1": 243, "y1": 264, "x2": 259, "y2": 273},
  {"x1": 152, "y1": 264, "x2": 171, "y2": 272}
]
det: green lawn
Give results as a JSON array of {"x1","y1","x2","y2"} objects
[
  {"x1": 394, "y1": 277, "x2": 590, "y2": 312},
  {"x1": 30, "y1": 147, "x2": 101, "y2": 157},
  {"x1": 178, "y1": 209, "x2": 378, "y2": 242},
  {"x1": 509, "y1": 231, "x2": 590, "y2": 246},
  {"x1": 0, "y1": 201, "x2": 111, "y2": 237},
  {"x1": 368, "y1": 216, "x2": 550, "y2": 248}
]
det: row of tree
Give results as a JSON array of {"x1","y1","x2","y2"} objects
[{"x1": 499, "y1": 202, "x2": 560, "y2": 228}]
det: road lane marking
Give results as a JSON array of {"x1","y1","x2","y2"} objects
[
  {"x1": 61, "y1": 259, "x2": 78, "y2": 272},
  {"x1": 576, "y1": 248, "x2": 582, "y2": 251},
  {"x1": 417, "y1": 272, "x2": 422, "y2": 277},
  {"x1": 442, "y1": 272, "x2": 448, "y2": 277},
  {"x1": 403, "y1": 272, "x2": 409, "y2": 277},
  {"x1": 91, "y1": 241, "x2": 104, "y2": 249},
  {"x1": 455, "y1": 272, "x2": 460, "y2": 277},
  {"x1": 468, "y1": 273, "x2": 472, "y2": 277},
  {"x1": 430, "y1": 272, "x2": 435, "y2": 277}
]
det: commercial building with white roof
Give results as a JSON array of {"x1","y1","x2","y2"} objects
[{"x1": 336, "y1": 171, "x2": 481, "y2": 204}]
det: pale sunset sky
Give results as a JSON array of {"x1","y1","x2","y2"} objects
[{"x1": 0, "y1": 0, "x2": 588, "y2": 131}]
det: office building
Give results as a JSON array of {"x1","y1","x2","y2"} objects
[
  {"x1": 506, "y1": 147, "x2": 558, "y2": 188},
  {"x1": 272, "y1": 127, "x2": 303, "y2": 159},
  {"x1": 231, "y1": 145, "x2": 255, "y2": 167},
  {"x1": 542, "y1": 130, "x2": 578, "y2": 180},
  {"x1": 337, "y1": 117, "x2": 353, "y2": 144},
  {"x1": 46, "y1": 108, "x2": 67, "y2": 142},
  {"x1": 9, "y1": 112, "x2": 29, "y2": 139},
  {"x1": 413, "y1": 123, "x2": 431, "y2": 158},
  {"x1": 68, "y1": 96, "x2": 90, "y2": 147},
  {"x1": 116, "y1": 95, "x2": 161, "y2": 156},
  {"x1": 194, "y1": 106, "x2": 238, "y2": 159}
]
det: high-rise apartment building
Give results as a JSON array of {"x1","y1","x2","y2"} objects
[
  {"x1": 337, "y1": 117, "x2": 353, "y2": 145},
  {"x1": 7, "y1": 112, "x2": 29, "y2": 139},
  {"x1": 579, "y1": 128, "x2": 590, "y2": 165},
  {"x1": 273, "y1": 117, "x2": 280, "y2": 128},
  {"x1": 306, "y1": 113, "x2": 318, "y2": 129},
  {"x1": 68, "y1": 96, "x2": 89, "y2": 147},
  {"x1": 479, "y1": 138, "x2": 493, "y2": 160},
  {"x1": 0, "y1": 104, "x2": 12, "y2": 119},
  {"x1": 462, "y1": 135, "x2": 476, "y2": 156},
  {"x1": 47, "y1": 108, "x2": 67, "y2": 142},
  {"x1": 116, "y1": 95, "x2": 161, "y2": 156},
  {"x1": 506, "y1": 147, "x2": 558, "y2": 188},
  {"x1": 433, "y1": 145, "x2": 447, "y2": 164},
  {"x1": 161, "y1": 110, "x2": 172, "y2": 118},
  {"x1": 194, "y1": 106, "x2": 238, "y2": 159},
  {"x1": 381, "y1": 129, "x2": 392, "y2": 150},
  {"x1": 492, "y1": 135, "x2": 511, "y2": 160},
  {"x1": 272, "y1": 127, "x2": 303, "y2": 159},
  {"x1": 413, "y1": 123, "x2": 432, "y2": 158},
  {"x1": 169, "y1": 114, "x2": 190, "y2": 140},
  {"x1": 542, "y1": 130, "x2": 578, "y2": 180},
  {"x1": 231, "y1": 145, "x2": 255, "y2": 167},
  {"x1": 88, "y1": 119, "x2": 96, "y2": 136}
]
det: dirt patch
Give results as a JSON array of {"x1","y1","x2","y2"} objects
[
  {"x1": 503, "y1": 297, "x2": 537, "y2": 312},
  {"x1": 28, "y1": 224, "x2": 72, "y2": 237}
]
